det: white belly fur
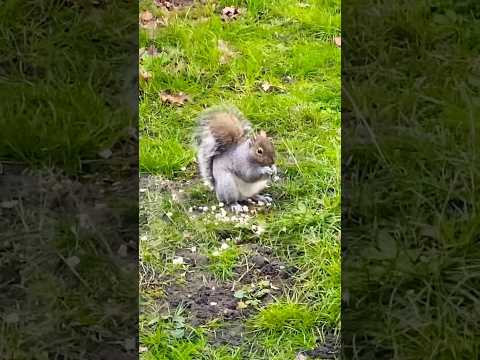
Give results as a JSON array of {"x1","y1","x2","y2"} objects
[{"x1": 234, "y1": 176, "x2": 269, "y2": 200}]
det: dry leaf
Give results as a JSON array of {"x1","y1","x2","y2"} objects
[
  {"x1": 139, "y1": 47, "x2": 146, "y2": 59},
  {"x1": 98, "y1": 148, "x2": 112, "y2": 159},
  {"x1": 218, "y1": 39, "x2": 237, "y2": 64},
  {"x1": 295, "y1": 353, "x2": 308, "y2": 360},
  {"x1": 261, "y1": 81, "x2": 272, "y2": 92},
  {"x1": 140, "y1": 10, "x2": 154, "y2": 22},
  {"x1": 334, "y1": 36, "x2": 341, "y2": 47},
  {"x1": 173, "y1": 256, "x2": 184, "y2": 265},
  {"x1": 139, "y1": 10, "x2": 163, "y2": 29},
  {"x1": 139, "y1": 346, "x2": 148, "y2": 353},
  {"x1": 147, "y1": 45, "x2": 159, "y2": 56},
  {"x1": 237, "y1": 301, "x2": 248, "y2": 310},
  {"x1": 140, "y1": 69, "x2": 152, "y2": 81},
  {"x1": 66, "y1": 256, "x2": 80, "y2": 268},
  {"x1": 160, "y1": 91, "x2": 190, "y2": 106},
  {"x1": 117, "y1": 244, "x2": 128, "y2": 257},
  {"x1": 126, "y1": 126, "x2": 138, "y2": 140},
  {"x1": 221, "y1": 6, "x2": 241, "y2": 21},
  {"x1": 124, "y1": 338, "x2": 136, "y2": 351},
  {"x1": 154, "y1": 0, "x2": 174, "y2": 10},
  {"x1": 5, "y1": 313, "x2": 19, "y2": 324},
  {"x1": 0, "y1": 200, "x2": 18, "y2": 208},
  {"x1": 259, "y1": 81, "x2": 285, "y2": 93},
  {"x1": 154, "y1": 0, "x2": 193, "y2": 10}
]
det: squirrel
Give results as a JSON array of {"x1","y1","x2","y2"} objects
[{"x1": 194, "y1": 105, "x2": 277, "y2": 211}]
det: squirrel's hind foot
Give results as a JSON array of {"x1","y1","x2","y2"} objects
[
  {"x1": 252, "y1": 194, "x2": 273, "y2": 205},
  {"x1": 229, "y1": 203, "x2": 244, "y2": 213}
]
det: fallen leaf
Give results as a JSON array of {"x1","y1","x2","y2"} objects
[
  {"x1": 334, "y1": 36, "x2": 341, "y2": 47},
  {"x1": 140, "y1": 10, "x2": 154, "y2": 23},
  {"x1": 221, "y1": 6, "x2": 242, "y2": 21},
  {"x1": 4, "y1": 313, "x2": 19, "y2": 324},
  {"x1": 139, "y1": 47, "x2": 146, "y2": 59},
  {"x1": 160, "y1": 91, "x2": 190, "y2": 106},
  {"x1": 173, "y1": 256, "x2": 184, "y2": 265},
  {"x1": 124, "y1": 338, "x2": 136, "y2": 351},
  {"x1": 140, "y1": 69, "x2": 152, "y2": 81},
  {"x1": 154, "y1": 0, "x2": 174, "y2": 10},
  {"x1": 126, "y1": 126, "x2": 138, "y2": 140},
  {"x1": 78, "y1": 213, "x2": 93, "y2": 229},
  {"x1": 154, "y1": 0, "x2": 194, "y2": 11},
  {"x1": 98, "y1": 148, "x2": 112, "y2": 159},
  {"x1": 147, "y1": 45, "x2": 159, "y2": 56},
  {"x1": 298, "y1": 2, "x2": 310, "y2": 8},
  {"x1": 261, "y1": 82, "x2": 271, "y2": 91},
  {"x1": 139, "y1": 346, "x2": 148, "y2": 353},
  {"x1": 259, "y1": 81, "x2": 285, "y2": 93},
  {"x1": 139, "y1": 10, "x2": 164, "y2": 29},
  {"x1": 117, "y1": 244, "x2": 128, "y2": 257},
  {"x1": 237, "y1": 301, "x2": 248, "y2": 310},
  {"x1": 295, "y1": 353, "x2": 308, "y2": 360},
  {"x1": 66, "y1": 256, "x2": 80, "y2": 268},
  {"x1": 0, "y1": 200, "x2": 18, "y2": 208},
  {"x1": 217, "y1": 39, "x2": 237, "y2": 64}
]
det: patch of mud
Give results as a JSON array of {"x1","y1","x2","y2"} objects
[
  {"x1": 209, "y1": 320, "x2": 245, "y2": 347},
  {"x1": 1, "y1": 153, "x2": 138, "y2": 358},
  {"x1": 299, "y1": 332, "x2": 340, "y2": 359},
  {"x1": 157, "y1": 244, "x2": 294, "y2": 345}
]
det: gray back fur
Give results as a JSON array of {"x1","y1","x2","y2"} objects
[{"x1": 193, "y1": 104, "x2": 252, "y2": 189}]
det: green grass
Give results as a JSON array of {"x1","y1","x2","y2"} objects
[
  {"x1": 343, "y1": 1, "x2": 480, "y2": 359},
  {"x1": 0, "y1": 1, "x2": 138, "y2": 359},
  {"x1": 0, "y1": 0, "x2": 136, "y2": 172},
  {"x1": 139, "y1": 0, "x2": 340, "y2": 358}
]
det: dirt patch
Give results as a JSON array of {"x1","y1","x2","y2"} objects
[
  {"x1": 1, "y1": 152, "x2": 138, "y2": 358},
  {"x1": 155, "y1": 244, "x2": 294, "y2": 344},
  {"x1": 300, "y1": 332, "x2": 340, "y2": 359}
]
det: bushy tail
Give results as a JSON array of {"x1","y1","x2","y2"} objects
[{"x1": 194, "y1": 104, "x2": 251, "y2": 189}]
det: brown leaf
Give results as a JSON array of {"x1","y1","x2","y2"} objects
[
  {"x1": 236, "y1": 301, "x2": 248, "y2": 310},
  {"x1": 154, "y1": 0, "x2": 194, "y2": 11},
  {"x1": 139, "y1": 10, "x2": 164, "y2": 29},
  {"x1": 334, "y1": 36, "x2": 341, "y2": 47},
  {"x1": 221, "y1": 6, "x2": 242, "y2": 21},
  {"x1": 160, "y1": 91, "x2": 190, "y2": 106},
  {"x1": 261, "y1": 81, "x2": 272, "y2": 92},
  {"x1": 0, "y1": 200, "x2": 18, "y2": 208},
  {"x1": 147, "y1": 45, "x2": 159, "y2": 56},
  {"x1": 140, "y1": 10, "x2": 154, "y2": 22},
  {"x1": 217, "y1": 40, "x2": 237, "y2": 64},
  {"x1": 98, "y1": 148, "x2": 112, "y2": 159},
  {"x1": 139, "y1": 47, "x2": 146, "y2": 60},
  {"x1": 259, "y1": 81, "x2": 285, "y2": 93},
  {"x1": 140, "y1": 69, "x2": 152, "y2": 81}
]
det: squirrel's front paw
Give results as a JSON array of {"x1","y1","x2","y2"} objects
[{"x1": 261, "y1": 166, "x2": 274, "y2": 176}]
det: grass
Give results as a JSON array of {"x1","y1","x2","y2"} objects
[
  {"x1": 343, "y1": 1, "x2": 480, "y2": 358},
  {"x1": 0, "y1": 0, "x2": 137, "y2": 172},
  {"x1": 139, "y1": 0, "x2": 340, "y2": 358},
  {"x1": 0, "y1": 1, "x2": 138, "y2": 358}
]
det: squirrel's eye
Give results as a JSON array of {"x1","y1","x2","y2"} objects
[{"x1": 257, "y1": 147, "x2": 263, "y2": 155}]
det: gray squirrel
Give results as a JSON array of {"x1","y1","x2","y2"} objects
[{"x1": 194, "y1": 105, "x2": 277, "y2": 211}]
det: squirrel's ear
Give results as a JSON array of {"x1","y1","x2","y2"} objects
[{"x1": 259, "y1": 130, "x2": 267, "y2": 137}]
